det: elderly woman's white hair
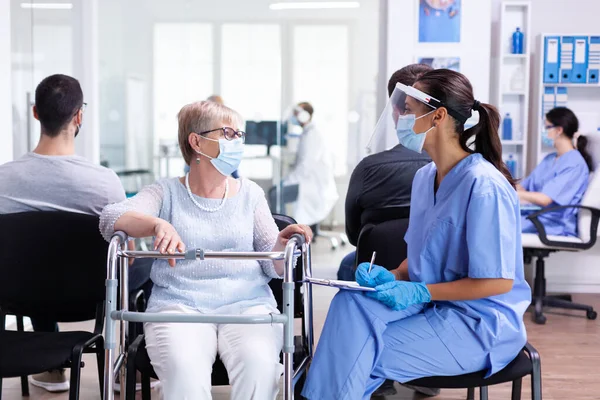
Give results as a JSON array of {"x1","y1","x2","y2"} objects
[{"x1": 177, "y1": 101, "x2": 244, "y2": 165}]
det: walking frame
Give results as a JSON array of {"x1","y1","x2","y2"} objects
[{"x1": 102, "y1": 231, "x2": 314, "y2": 400}]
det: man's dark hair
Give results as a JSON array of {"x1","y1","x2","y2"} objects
[
  {"x1": 387, "y1": 64, "x2": 434, "y2": 96},
  {"x1": 35, "y1": 74, "x2": 83, "y2": 137}
]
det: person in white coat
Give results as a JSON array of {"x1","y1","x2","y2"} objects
[{"x1": 285, "y1": 102, "x2": 339, "y2": 228}]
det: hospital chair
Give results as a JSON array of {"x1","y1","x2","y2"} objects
[
  {"x1": 522, "y1": 171, "x2": 600, "y2": 325},
  {"x1": 103, "y1": 214, "x2": 314, "y2": 400},
  {"x1": 355, "y1": 210, "x2": 542, "y2": 400},
  {"x1": 0, "y1": 212, "x2": 107, "y2": 400}
]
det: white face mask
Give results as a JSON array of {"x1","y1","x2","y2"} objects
[{"x1": 196, "y1": 136, "x2": 245, "y2": 176}]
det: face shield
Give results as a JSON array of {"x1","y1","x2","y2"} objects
[{"x1": 366, "y1": 83, "x2": 471, "y2": 155}]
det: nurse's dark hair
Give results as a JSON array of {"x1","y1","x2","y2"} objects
[
  {"x1": 414, "y1": 69, "x2": 516, "y2": 188},
  {"x1": 546, "y1": 107, "x2": 594, "y2": 171},
  {"x1": 387, "y1": 64, "x2": 434, "y2": 96}
]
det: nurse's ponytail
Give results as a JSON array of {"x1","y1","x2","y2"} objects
[{"x1": 415, "y1": 69, "x2": 517, "y2": 188}]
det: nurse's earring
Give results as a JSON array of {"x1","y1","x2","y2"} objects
[{"x1": 196, "y1": 157, "x2": 200, "y2": 165}]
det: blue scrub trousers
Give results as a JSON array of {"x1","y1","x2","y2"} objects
[{"x1": 302, "y1": 291, "x2": 487, "y2": 400}]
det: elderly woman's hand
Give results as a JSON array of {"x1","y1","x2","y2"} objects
[
  {"x1": 153, "y1": 219, "x2": 186, "y2": 267},
  {"x1": 277, "y1": 224, "x2": 313, "y2": 247}
]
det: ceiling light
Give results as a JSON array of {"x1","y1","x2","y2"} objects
[
  {"x1": 269, "y1": 2, "x2": 360, "y2": 10},
  {"x1": 20, "y1": 3, "x2": 73, "y2": 10}
]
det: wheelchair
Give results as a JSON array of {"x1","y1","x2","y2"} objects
[{"x1": 102, "y1": 221, "x2": 314, "y2": 400}]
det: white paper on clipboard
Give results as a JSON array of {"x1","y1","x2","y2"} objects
[{"x1": 303, "y1": 277, "x2": 376, "y2": 292}]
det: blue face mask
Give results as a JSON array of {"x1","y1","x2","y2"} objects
[
  {"x1": 197, "y1": 136, "x2": 244, "y2": 176},
  {"x1": 289, "y1": 115, "x2": 301, "y2": 126},
  {"x1": 395, "y1": 110, "x2": 435, "y2": 153}
]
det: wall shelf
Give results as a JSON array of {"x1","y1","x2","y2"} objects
[
  {"x1": 531, "y1": 34, "x2": 600, "y2": 171},
  {"x1": 492, "y1": 0, "x2": 531, "y2": 180},
  {"x1": 503, "y1": 53, "x2": 528, "y2": 59}
]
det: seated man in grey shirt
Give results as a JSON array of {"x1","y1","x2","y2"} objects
[{"x1": 0, "y1": 74, "x2": 150, "y2": 393}]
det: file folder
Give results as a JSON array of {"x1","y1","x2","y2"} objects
[
  {"x1": 542, "y1": 87, "x2": 555, "y2": 118},
  {"x1": 588, "y1": 36, "x2": 600, "y2": 84},
  {"x1": 572, "y1": 36, "x2": 589, "y2": 83},
  {"x1": 543, "y1": 36, "x2": 560, "y2": 83},
  {"x1": 555, "y1": 87, "x2": 568, "y2": 108},
  {"x1": 560, "y1": 36, "x2": 575, "y2": 83}
]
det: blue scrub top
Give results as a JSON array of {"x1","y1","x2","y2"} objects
[
  {"x1": 521, "y1": 150, "x2": 588, "y2": 237},
  {"x1": 406, "y1": 154, "x2": 531, "y2": 377}
]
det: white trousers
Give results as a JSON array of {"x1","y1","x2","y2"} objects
[{"x1": 144, "y1": 304, "x2": 283, "y2": 400}]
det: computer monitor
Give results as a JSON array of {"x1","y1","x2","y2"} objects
[{"x1": 245, "y1": 120, "x2": 287, "y2": 154}]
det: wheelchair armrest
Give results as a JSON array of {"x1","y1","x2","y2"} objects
[{"x1": 526, "y1": 205, "x2": 600, "y2": 250}]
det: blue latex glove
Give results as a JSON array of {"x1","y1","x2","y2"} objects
[
  {"x1": 355, "y1": 263, "x2": 395, "y2": 288},
  {"x1": 366, "y1": 281, "x2": 432, "y2": 310}
]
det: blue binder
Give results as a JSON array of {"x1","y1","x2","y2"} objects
[
  {"x1": 555, "y1": 87, "x2": 568, "y2": 108},
  {"x1": 560, "y1": 36, "x2": 575, "y2": 83},
  {"x1": 572, "y1": 36, "x2": 589, "y2": 83},
  {"x1": 587, "y1": 36, "x2": 600, "y2": 84},
  {"x1": 542, "y1": 87, "x2": 555, "y2": 118},
  {"x1": 543, "y1": 36, "x2": 560, "y2": 83}
]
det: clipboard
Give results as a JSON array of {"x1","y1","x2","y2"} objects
[{"x1": 303, "y1": 277, "x2": 376, "y2": 292}]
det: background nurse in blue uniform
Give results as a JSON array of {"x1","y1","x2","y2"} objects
[
  {"x1": 302, "y1": 69, "x2": 531, "y2": 400},
  {"x1": 518, "y1": 107, "x2": 594, "y2": 236}
]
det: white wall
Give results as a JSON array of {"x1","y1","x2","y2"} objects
[{"x1": 0, "y1": 1, "x2": 13, "y2": 164}]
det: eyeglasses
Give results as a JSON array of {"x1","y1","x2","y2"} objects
[
  {"x1": 74, "y1": 102, "x2": 87, "y2": 117},
  {"x1": 197, "y1": 127, "x2": 246, "y2": 142},
  {"x1": 544, "y1": 124, "x2": 556, "y2": 130}
]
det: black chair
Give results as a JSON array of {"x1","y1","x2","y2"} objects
[
  {"x1": 521, "y1": 172, "x2": 600, "y2": 324},
  {"x1": 125, "y1": 214, "x2": 311, "y2": 399},
  {"x1": 0, "y1": 212, "x2": 107, "y2": 400},
  {"x1": 355, "y1": 212, "x2": 542, "y2": 400},
  {"x1": 407, "y1": 343, "x2": 542, "y2": 400},
  {"x1": 354, "y1": 206, "x2": 410, "y2": 270}
]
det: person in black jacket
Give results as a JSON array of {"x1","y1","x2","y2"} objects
[{"x1": 338, "y1": 64, "x2": 433, "y2": 281}]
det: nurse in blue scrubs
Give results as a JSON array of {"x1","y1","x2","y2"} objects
[
  {"x1": 302, "y1": 69, "x2": 531, "y2": 400},
  {"x1": 518, "y1": 107, "x2": 593, "y2": 236}
]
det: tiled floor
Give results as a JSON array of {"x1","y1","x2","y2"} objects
[{"x1": 2, "y1": 239, "x2": 600, "y2": 399}]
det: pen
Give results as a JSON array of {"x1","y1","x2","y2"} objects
[{"x1": 368, "y1": 251, "x2": 376, "y2": 274}]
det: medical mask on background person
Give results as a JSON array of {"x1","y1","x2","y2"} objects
[
  {"x1": 196, "y1": 136, "x2": 244, "y2": 176},
  {"x1": 542, "y1": 125, "x2": 559, "y2": 147},
  {"x1": 289, "y1": 115, "x2": 301, "y2": 126},
  {"x1": 396, "y1": 110, "x2": 435, "y2": 153}
]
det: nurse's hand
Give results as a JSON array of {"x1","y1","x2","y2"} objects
[
  {"x1": 366, "y1": 281, "x2": 432, "y2": 311},
  {"x1": 355, "y1": 263, "x2": 395, "y2": 287}
]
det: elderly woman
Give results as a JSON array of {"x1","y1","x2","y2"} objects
[{"x1": 100, "y1": 101, "x2": 312, "y2": 400}]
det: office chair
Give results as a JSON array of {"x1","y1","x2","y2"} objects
[
  {"x1": 522, "y1": 171, "x2": 600, "y2": 324},
  {"x1": 124, "y1": 214, "x2": 312, "y2": 399},
  {"x1": 355, "y1": 209, "x2": 542, "y2": 400},
  {"x1": 0, "y1": 212, "x2": 107, "y2": 400}
]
